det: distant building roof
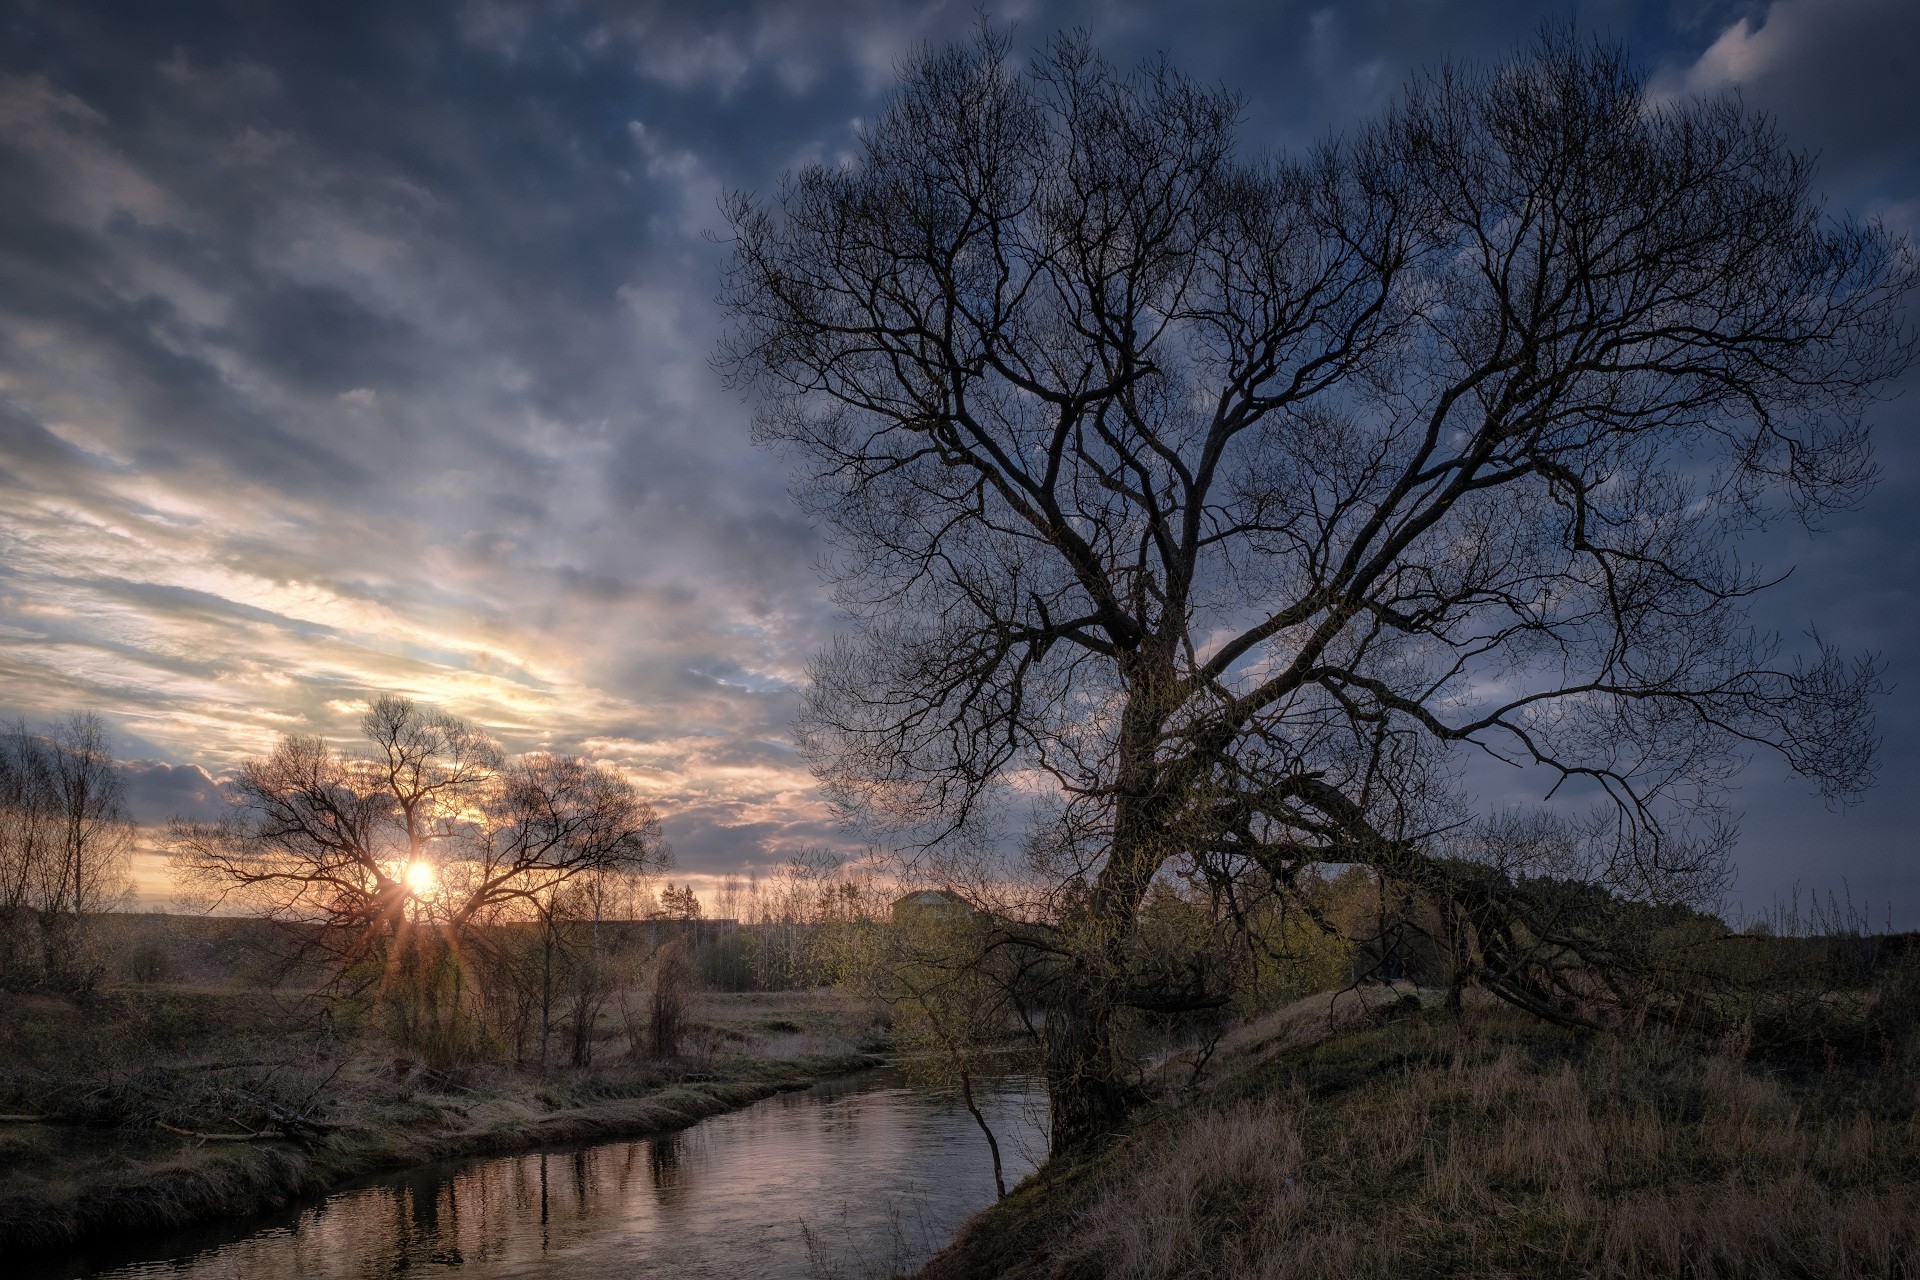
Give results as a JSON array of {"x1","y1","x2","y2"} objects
[
  {"x1": 891, "y1": 888, "x2": 977, "y2": 926},
  {"x1": 892, "y1": 889, "x2": 968, "y2": 909}
]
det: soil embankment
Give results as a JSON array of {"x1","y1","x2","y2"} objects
[{"x1": 919, "y1": 993, "x2": 1920, "y2": 1279}]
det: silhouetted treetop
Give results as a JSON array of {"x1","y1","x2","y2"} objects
[{"x1": 720, "y1": 27, "x2": 1915, "y2": 1151}]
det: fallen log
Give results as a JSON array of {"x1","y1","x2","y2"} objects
[{"x1": 156, "y1": 1121, "x2": 280, "y2": 1144}]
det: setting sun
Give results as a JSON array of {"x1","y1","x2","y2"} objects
[{"x1": 404, "y1": 862, "x2": 436, "y2": 895}]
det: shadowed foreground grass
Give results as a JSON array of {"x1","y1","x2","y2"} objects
[{"x1": 920, "y1": 998, "x2": 1920, "y2": 1280}]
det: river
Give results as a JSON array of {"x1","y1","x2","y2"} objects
[{"x1": 26, "y1": 1071, "x2": 1049, "y2": 1280}]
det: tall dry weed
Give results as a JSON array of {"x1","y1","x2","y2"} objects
[
  {"x1": 1044, "y1": 1019, "x2": 1920, "y2": 1280},
  {"x1": 1600, "y1": 1178, "x2": 1920, "y2": 1278},
  {"x1": 1068, "y1": 1100, "x2": 1345, "y2": 1279}
]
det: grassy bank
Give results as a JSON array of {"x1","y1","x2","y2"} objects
[
  {"x1": 0, "y1": 987, "x2": 886, "y2": 1255},
  {"x1": 919, "y1": 994, "x2": 1920, "y2": 1280}
]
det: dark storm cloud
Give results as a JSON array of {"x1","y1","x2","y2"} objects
[
  {"x1": 224, "y1": 281, "x2": 422, "y2": 396},
  {"x1": 119, "y1": 759, "x2": 230, "y2": 824},
  {"x1": 1638, "y1": 0, "x2": 1920, "y2": 920},
  {"x1": 1653, "y1": 0, "x2": 1920, "y2": 198},
  {"x1": 663, "y1": 803, "x2": 849, "y2": 870},
  {"x1": 0, "y1": 0, "x2": 1913, "y2": 907},
  {"x1": 0, "y1": 396, "x2": 130, "y2": 478}
]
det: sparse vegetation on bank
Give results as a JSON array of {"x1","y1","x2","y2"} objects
[
  {"x1": 919, "y1": 991, "x2": 1920, "y2": 1280},
  {"x1": 0, "y1": 971, "x2": 886, "y2": 1255}
]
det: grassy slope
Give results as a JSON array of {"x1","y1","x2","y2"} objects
[
  {"x1": 920, "y1": 996, "x2": 1920, "y2": 1280},
  {"x1": 0, "y1": 989, "x2": 885, "y2": 1254}
]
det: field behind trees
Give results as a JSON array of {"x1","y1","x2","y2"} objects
[{"x1": 0, "y1": 905, "x2": 889, "y2": 1254}]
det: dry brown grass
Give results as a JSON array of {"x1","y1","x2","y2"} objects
[
  {"x1": 930, "y1": 1005, "x2": 1920, "y2": 1280},
  {"x1": 0, "y1": 986, "x2": 887, "y2": 1254}
]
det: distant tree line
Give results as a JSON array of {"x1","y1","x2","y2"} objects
[{"x1": 694, "y1": 855, "x2": 894, "y2": 992}]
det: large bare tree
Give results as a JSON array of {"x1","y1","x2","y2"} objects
[{"x1": 719, "y1": 30, "x2": 1914, "y2": 1150}]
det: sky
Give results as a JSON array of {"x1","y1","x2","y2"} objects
[{"x1": 0, "y1": 0, "x2": 1915, "y2": 916}]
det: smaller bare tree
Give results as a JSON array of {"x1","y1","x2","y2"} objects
[
  {"x1": 169, "y1": 696, "x2": 669, "y2": 1058},
  {"x1": 883, "y1": 912, "x2": 1025, "y2": 1198},
  {"x1": 0, "y1": 713, "x2": 132, "y2": 989},
  {"x1": 647, "y1": 935, "x2": 692, "y2": 1060}
]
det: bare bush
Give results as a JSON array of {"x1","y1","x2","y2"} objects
[{"x1": 647, "y1": 935, "x2": 691, "y2": 1060}]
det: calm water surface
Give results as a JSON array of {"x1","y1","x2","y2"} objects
[{"x1": 34, "y1": 1071, "x2": 1048, "y2": 1280}]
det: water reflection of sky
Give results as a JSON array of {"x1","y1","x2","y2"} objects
[{"x1": 59, "y1": 1074, "x2": 1048, "y2": 1280}]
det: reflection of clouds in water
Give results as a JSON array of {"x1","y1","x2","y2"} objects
[{"x1": 74, "y1": 1076, "x2": 1047, "y2": 1280}]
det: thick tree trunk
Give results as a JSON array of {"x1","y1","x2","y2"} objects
[
  {"x1": 1043, "y1": 681, "x2": 1169, "y2": 1153},
  {"x1": 1044, "y1": 973, "x2": 1141, "y2": 1154}
]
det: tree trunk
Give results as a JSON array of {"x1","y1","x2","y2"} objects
[
  {"x1": 1043, "y1": 976, "x2": 1139, "y2": 1154},
  {"x1": 538, "y1": 927, "x2": 555, "y2": 1076},
  {"x1": 1042, "y1": 682, "x2": 1170, "y2": 1153}
]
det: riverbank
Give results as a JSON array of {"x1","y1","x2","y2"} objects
[
  {"x1": 0, "y1": 988, "x2": 888, "y2": 1255},
  {"x1": 918, "y1": 993, "x2": 1920, "y2": 1279}
]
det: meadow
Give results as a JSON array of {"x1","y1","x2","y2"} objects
[{"x1": 0, "y1": 912, "x2": 886, "y2": 1253}]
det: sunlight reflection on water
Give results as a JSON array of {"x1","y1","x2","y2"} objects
[{"x1": 48, "y1": 1073, "x2": 1047, "y2": 1280}]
